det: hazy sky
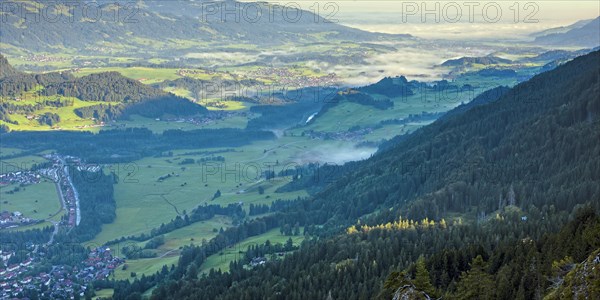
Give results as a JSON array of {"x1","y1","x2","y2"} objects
[
  {"x1": 336, "y1": 1, "x2": 600, "y2": 39},
  {"x1": 247, "y1": 0, "x2": 600, "y2": 39}
]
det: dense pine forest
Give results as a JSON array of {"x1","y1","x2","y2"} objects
[
  {"x1": 2, "y1": 1, "x2": 599, "y2": 299},
  {"x1": 108, "y1": 51, "x2": 600, "y2": 299}
]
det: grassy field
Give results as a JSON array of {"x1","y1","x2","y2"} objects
[
  {"x1": 4, "y1": 220, "x2": 55, "y2": 232},
  {"x1": 0, "y1": 91, "x2": 107, "y2": 131},
  {"x1": 200, "y1": 115, "x2": 249, "y2": 129},
  {"x1": 0, "y1": 147, "x2": 25, "y2": 157},
  {"x1": 204, "y1": 100, "x2": 247, "y2": 111},
  {"x1": 5, "y1": 53, "x2": 75, "y2": 69},
  {"x1": 113, "y1": 254, "x2": 180, "y2": 281},
  {"x1": 0, "y1": 180, "x2": 60, "y2": 220},
  {"x1": 112, "y1": 114, "x2": 249, "y2": 133},
  {"x1": 88, "y1": 135, "x2": 357, "y2": 245},
  {"x1": 293, "y1": 95, "x2": 452, "y2": 134},
  {"x1": 104, "y1": 215, "x2": 232, "y2": 283},
  {"x1": 1, "y1": 155, "x2": 48, "y2": 174},
  {"x1": 162, "y1": 87, "x2": 194, "y2": 99},
  {"x1": 73, "y1": 67, "x2": 182, "y2": 85},
  {"x1": 294, "y1": 75, "x2": 517, "y2": 134},
  {"x1": 93, "y1": 288, "x2": 115, "y2": 300},
  {"x1": 200, "y1": 227, "x2": 306, "y2": 273},
  {"x1": 114, "y1": 115, "x2": 203, "y2": 133},
  {"x1": 107, "y1": 211, "x2": 305, "y2": 289},
  {"x1": 159, "y1": 215, "x2": 232, "y2": 251}
]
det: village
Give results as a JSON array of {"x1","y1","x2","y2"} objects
[
  {"x1": 0, "y1": 247, "x2": 123, "y2": 299},
  {"x1": 1, "y1": 152, "x2": 107, "y2": 231},
  {"x1": 247, "y1": 67, "x2": 338, "y2": 88},
  {"x1": 0, "y1": 154, "x2": 124, "y2": 299}
]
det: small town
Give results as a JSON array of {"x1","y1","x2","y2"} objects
[
  {"x1": 0, "y1": 154, "x2": 124, "y2": 299},
  {"x1": 0, "y1": 247, "x2": 123, "y2": 299}
]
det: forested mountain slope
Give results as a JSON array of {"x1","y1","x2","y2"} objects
[
  {"x1": 302, "y1": 49, "x2": 599, "y2": 227},
  {"x1": 0, "y1": 0, "x2": 408, "y2": 53},
  {"x1": 0, "y1": 54, "x2": 21, "y2": 78},
  {"x1": 117, "y1": 50, "x2": 600, "y2": 300},
  {"x1": 0, "y1": 54, "x2": 207, "y2": 127}
]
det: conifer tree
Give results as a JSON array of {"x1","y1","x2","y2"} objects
[
  {"x1": 413, "y1": 255, "x2": 436, "y2": 297},
  {"x1": 454, "y1": 255, "x2": 494, "y2": 300}
]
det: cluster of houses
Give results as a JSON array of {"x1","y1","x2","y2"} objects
[
  {"x1": 2, "y1": 154, "x2": 95, "y2": 231},
  {"x1": 0, "y1": 257, "x2": 36, "y2": 298},
  {"x1": 248, "y1": 67, "x2": 338, "y2": 87},
  {"x1": 0, "y1": 247, "x2": 123, "y2": 299},
  {"x1": 20, "y1": 54, "x2": 69, "y2": 64},
  {"x1": 177, "y1": 68, "x2": 217, "y2": 77},
  {"x1": 42, "y1": 154, "x2": 82, "y2": 227},
  {"x1": 0, "y1": 211, "x2": 38, "y2": 229},
  {"x1": 0, "y1": 171, "x2": 41, "y2": 186},
  {"x1": 249, "y1": 257, "x2": 267, "y2": 267},
  {"x1": 76, "y1": 247, "x2": 124, "y2": 283}
]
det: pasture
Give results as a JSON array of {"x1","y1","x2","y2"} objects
[
  {"x1": 0, "y1": 180, "x2": 60, "y2": 220},
  {"x1": 73, "y1": 67, "x2": 182, "y2": 85},
  {"x1": 200, "y1": 227, "x2": 306, "y2": 273},
  {"x1": 88, "y1": 136, "x2": 328, "y2": 245},
  {"x1": 1, "y1": 155, "x2": 48, "y2": 174}
]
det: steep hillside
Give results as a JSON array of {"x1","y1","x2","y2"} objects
[
  {"x1": 112, "y1": 51, "x2": 600, "y2": 300},
  {"x1": 357, "y1": 76, "x2": 415, "y2": 97},
  {"x1": 0, "y1": 54, "x2": 21, "y2": 78},
  {"x1": 304, "y1": 50, "x2": 599, "y2": 225},
  {"x1": 41, "y1": 72, "x2": 164, "y2": 103},
  {"x1": 0, "y1": 55, "x2": 207, "y2": 129},
  {"x1": 546, "y1": 249, "x2": 600, "y2": 299}
]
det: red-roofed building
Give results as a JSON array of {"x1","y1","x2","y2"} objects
[{"x1": 7, "y1": 264, "x2": 19, "y2": 272}]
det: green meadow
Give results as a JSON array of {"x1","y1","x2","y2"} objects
[
  {"x1": 1, "y1": 155, "x2": 49, "y2": 174},
  {"x1": 93, "y1": 289, "x2": 115, "y2": 300},
  {"x1": 0, "y1": 180, "x2": 60, "y2": 220},
  {"x1": 114, "y1": 115, "x2": 203, "y2": 133},
  {"x1": 113, "y1": 255, "x2": 180, "y2": 281},
  {"x1": 200, "y1": 227, "x2": 306, "y2": 273},
  {"x1": 294, "y1": 75, "x2": 518, "y2": 134},
  {"x1": 106, "y1": 215, "x2": 232, "y2": 281},
  {"x1": 0, "y1": 89, "x2": 107, "y2": 131},
  {"x1": 73, "y1": 67, "x2": 182, "y2": 85},
  {"x1": 89, "y1": 136, "x2": 325, "y2": 245}
]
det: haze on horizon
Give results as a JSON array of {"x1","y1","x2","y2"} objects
[{"x1": 245, "y1": 0, "x2": 600, "y2": 39}]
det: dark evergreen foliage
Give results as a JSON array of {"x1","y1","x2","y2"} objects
[{"x1": 111, "y1": 50, "x2": 600, "y2": 299}]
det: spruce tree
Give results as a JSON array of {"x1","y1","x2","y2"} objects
[
  {"x1": 413, "y1": 255, "x2": 436, "y2": 297},
  {"x1": 454, "y1": 255, "x2": 494, "y2": 300}
]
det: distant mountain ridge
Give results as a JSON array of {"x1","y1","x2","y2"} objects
[
  {"x1": 0, "y1": 0, "x2": 410, "y2": 54},
  {"x1": 441, "y1": 55, "x2": 511, "y2": 67},
  {"x1": 534, "y1": 17, "x2": 600, "y2": 47},
  {"x1": 529, "y1": 18, "x2": 595, "y2": 38}
]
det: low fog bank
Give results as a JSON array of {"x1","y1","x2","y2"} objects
[{"x1": 292, "y1": 144, "x2": 377, "y2": 165}]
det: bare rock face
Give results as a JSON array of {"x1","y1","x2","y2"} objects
[
  {"x1": 547, "y1": 249, "x2": 600, "y2": 300},
  {"x1": 392, "y1": 284, "x2": 433, "y2": 300}
]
